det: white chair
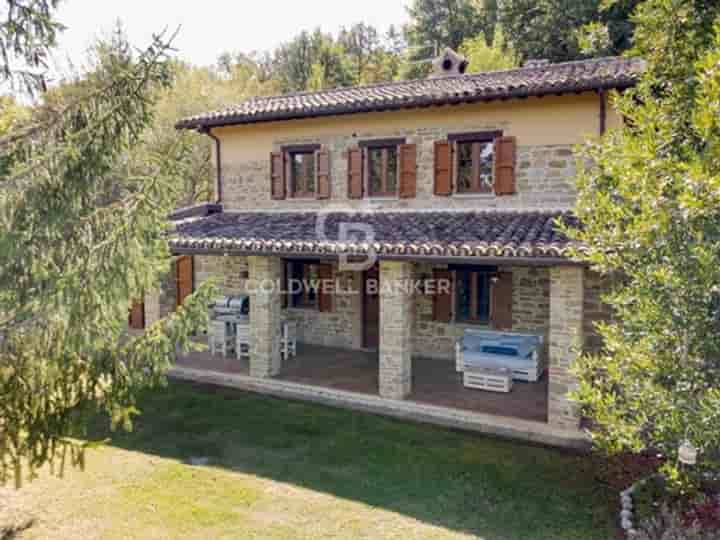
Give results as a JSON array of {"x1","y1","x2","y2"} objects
[
  {"x1": 236, "y1": 323, "x2": 251, "y2": 361},
  {"x1": 281, "y1": 320, "x2": 297, "y2": 360},
  {"x1": 210, "y1": 320, "x2": 235, "y2": 357}
]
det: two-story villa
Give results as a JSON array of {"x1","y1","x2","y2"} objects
[{"x1": 143, "y1": 52, "x2": 643, "y2": 448}]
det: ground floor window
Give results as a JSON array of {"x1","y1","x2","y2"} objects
[
  {"x1": 287, "y1": 261, "x2": 320, "y2": 309},
  {"x1": 454, "y1": 267, "x2": 494, "y2": 323}
]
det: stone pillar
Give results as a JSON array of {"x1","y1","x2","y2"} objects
[
  {"x1": 248, "y1": 256, "x2": 282, "y2": 378},
  {"x1": 379, "y1": 260, "x2": 414, "y2": 399},
  {"x1": 548, "y1": 266, "x2": 585, "y2": 429},
  {"x1": 143, "y1": 289, "x2": 161, "y2": 326}
]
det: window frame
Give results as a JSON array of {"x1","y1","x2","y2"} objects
[
  {"x1": 282, "y1": 144, "x2": 320, "y2": 199},
  {"x1": 286, "y1": 259, "x2": 321, "y2": 311},
  {"x1": 448, "y1": 131, "x2": 502, "y2": 196},
  {"x1": 451, "y1": 265, "x2": 497, "y2": 324},
  {"x1": 360, "y1": 138, "x2": 405, "y2": 199}
]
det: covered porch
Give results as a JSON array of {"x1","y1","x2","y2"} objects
[
  {"x1": 176, "y1": 341, "x2": 550, "y2": 423},
  {"x1": 167, "y1": 210, "x2": 591, "y2": 448}
]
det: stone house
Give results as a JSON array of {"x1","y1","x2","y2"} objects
[{"x1": 142, "y1": 53, "x2": 644, "y2": 448}]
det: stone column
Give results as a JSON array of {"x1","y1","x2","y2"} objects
[
  {"x1": 248, "y1": 256, "x2": 282, "y2": 378},
  {"x1": 379, "y1": 260, "x2": 414, "y2": 399},
  {"x1": 143, "y1": 289, "x2": 161, "y2": 326},
  {"x1": 548, "y1": 266, "x2": 585, "y2": 430}
]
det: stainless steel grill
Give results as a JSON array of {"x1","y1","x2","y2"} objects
[{"x1": 211, "y1": 295, "x2": 250, "y2": 323}]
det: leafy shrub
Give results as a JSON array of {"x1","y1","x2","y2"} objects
[{"x1": 636, "y1": 503, "x2": 717, "y2": 540}]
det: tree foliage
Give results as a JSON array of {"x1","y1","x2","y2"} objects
[
  {"x1": 404, "y1": 0, "x2": 494, "y2": 78},
  {"x1": 499, "y1": 0, "x2": 641, "y2": 62},
  {"x1": 0, "y1": 16, "x2": 216, "y2": 486},
  {"x1": 0, "y1": 0, "x2": 63, "y2": 93},
  {"x1": 565, "y1": 0, "x2": 720, "y2": 492},
  {"x1": 458, "y1": 25, "x2": 518, "y2": 73}
]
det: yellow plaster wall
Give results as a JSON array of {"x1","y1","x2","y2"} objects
[{"x1": 212, "y1": 92, "x2": 616, "y2": 164}]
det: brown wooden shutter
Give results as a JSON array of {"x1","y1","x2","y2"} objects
[
  {"x1": 398, "y1": 143, "x2": 417, "y2": 198},
  {"x1": 347, "y1": 147, "x2": 363, "y2": 199},
  {"x1": 490, "y1": 272, "x2": 513, "y2": 330},
  {"x1": 316, "y1": 148, "x2": 331, "y2": 199},
  {"x1": 175, "y1": 256, "x2": 194, "y2": 307},
  {"x1": 432, "y1": 269, "x2": 453, "y2": 323},
  {"x1": 318, "y1": 263, "x2": 333, "y2": 312},
  {"x1": 129, "y1": 299, "x2": 145, "y2": 329},
  {"x1": 434, "y1": 140, "x2": 452, "y2": 196},
  {"x1": 270, "y1": 151, "x2": 286, "y2": 199},
  {"x1": 493, "y1": 136, "x2": 516, "y2": 195}
]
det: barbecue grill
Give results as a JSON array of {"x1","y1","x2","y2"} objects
[{"x1": 211, "y1": 295, "x2": 250, "y2": 323}]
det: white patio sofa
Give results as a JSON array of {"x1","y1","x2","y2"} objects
[{"x1": 455, "y1": 329, "x2": 544, "y2": 383}]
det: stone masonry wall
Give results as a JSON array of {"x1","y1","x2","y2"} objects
[
  {"x1": 196, "y1": 255, "x2": 359, "y2": 349},
  {"x1": 412, "y1": 263, "x2": 551, "y2": 361},
  {"x1": 221, "y1": 125, "x2": 578, "y2": 212}
]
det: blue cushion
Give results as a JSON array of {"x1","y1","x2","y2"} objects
[
  {"x1": 481, "y1": 345, "x2": 518, "y2": 356},
  {"x1": 462, "y1": 330, "x2": 541, "y2": 358}
]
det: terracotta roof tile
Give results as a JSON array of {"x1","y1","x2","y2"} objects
[
  {"x1": 176, "y1": 56, "x2": 643, "y2": 129},
  {"x1": 169, "y1": 210, "x2": 581, "y2": 261}
]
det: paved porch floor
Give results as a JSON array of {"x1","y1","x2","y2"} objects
[{"x1": 176, "y1": 341, "x2": 548, "y2": 424}]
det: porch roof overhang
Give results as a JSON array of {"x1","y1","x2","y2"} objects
[{"x1": 169, "y1": 210, "x2": 584, "y2": 266}]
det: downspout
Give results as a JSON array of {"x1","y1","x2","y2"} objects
[
  {"x1": 200, "y1": 127, "x2": 223, "y2": 204},
  {"x1": 598, "y1": 89, "x2": 607, "y2": 136}
]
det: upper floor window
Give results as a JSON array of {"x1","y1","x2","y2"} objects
[
  {"x1": 289, "y1": 150, "x2": 316, "y2": 198},
  {"x1": 455, "y1": 139, "x2": 494, "y2": 194},
  {"x1": 434, "y1": 132, "x2": 516, "y2": 197},
  {"x1": 367, "y1": 145, "x2": 398, "y2": 197},
  {"x1": 270, "y1": 145, "x2": 331, "y2": 200},
  {"x1": 347, "y1": 139, "x2": 416, "y2": 199}
]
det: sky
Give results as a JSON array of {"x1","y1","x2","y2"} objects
[{"x1": 55, "y1": 0, "x2": 411, "y2": 69}]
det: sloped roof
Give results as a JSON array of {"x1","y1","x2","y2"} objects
[
  {"x1": 176, "y1": 56, "x2": 643, "y2": 130},
  {"x1": 169, "y1": 210, "x2": 581, "y2": 262}
]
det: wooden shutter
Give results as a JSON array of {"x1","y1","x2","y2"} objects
[
  {"x1": 493, "y1": 136, "x2": 516, "y2": 195},
  {"x1": 270, "y1": 151, "x2": 286, "y2": 199},
  {"x1": 490, "y1": 272, "x2": 513, "y2": 330},
  {"x1": 398, "y1": 143, "x2": 417, "y2": 198},
  {"x1": 316, "y1": 148, "x2": 331, "y2": 199},
  {"x1": 318, "y1": 263, "x2": 333, "y2": 312},
  {"x1": 176, "y1": 256, "x2": 194, "y2": 307},
  {"x1": 347, "y1": 147, "x2": 363, "y2": 199},
  {"x1": 129, "y1": 300, "x2": 145, "y2": 329},
  {"x1": 434, "y1": 140, "x2": 452, "y2": 196},
  {"x1": 432, "y1": 269, "x2": 453, "y2": 323}
]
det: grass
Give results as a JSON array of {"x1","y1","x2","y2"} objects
[{"x1": 1, "y1": 380, "x2": 617, "y2": 539}]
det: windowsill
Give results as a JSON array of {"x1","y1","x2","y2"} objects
[
  {"x1": 286, "y1": 306, "x2": 319, "y2": 312},
  {"x1": 365, "y1": 195, "x2": 399, "y2": 201},
  {"x1": 451, "y1": 192, "x2": 496, "y2": 199},
  {"x1": 455, "y1": 320, "x2": 492, "y2": 328},
  {"x1": 287, "y1": 195, "x2": 318, "y2": 201}
]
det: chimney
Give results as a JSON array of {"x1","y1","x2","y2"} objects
[
  {"x1": 523, "y1": 59, "x2": 550, "y2": 68},
  {"x1": 429, "y1": 48, "x2": 469, "y2": 78}
]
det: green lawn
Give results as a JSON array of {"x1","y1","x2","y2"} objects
[{"x1": 1, "y1": 380, "x2": 616, "y2": 539}]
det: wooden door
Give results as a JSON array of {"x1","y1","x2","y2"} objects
[
  {"x1": 176, "y1": 256, "x2": 194, "y2": 307},
  {"x1": 129, "y1": 300, "x2": 145, "y2": 329},
  {"x1": 362, "y1": 266, "x2": 380, "y2": 349}
]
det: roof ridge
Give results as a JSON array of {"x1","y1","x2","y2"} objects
[
  {"x1": 212, "y1": 55, "x2": 639, "y2": 105},
  {"x1": 176, "y1": 55, "x2": 644, "y2": 129}
]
